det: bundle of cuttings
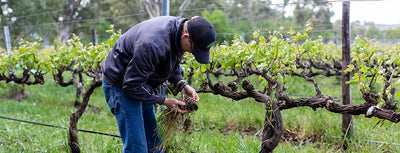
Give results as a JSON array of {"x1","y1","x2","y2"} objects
[{"x1": 157, "y1": 95, "x2": 198, "y2": 150}]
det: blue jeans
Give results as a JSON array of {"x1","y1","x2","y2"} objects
[{"x1": 102, "y1": 80, "x2": 163, "y2": 153}]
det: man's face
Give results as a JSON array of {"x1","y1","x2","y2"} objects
[
  {"x1": 181, "y1": 33, "x2": 194, "y2": 54},
  {"x1": 189, "y1": 38, "x2": 194, "y2": 53}
]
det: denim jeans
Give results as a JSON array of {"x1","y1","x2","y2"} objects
[{"x1": 102, "y1": 79, "x2": 163, "y2": 153}]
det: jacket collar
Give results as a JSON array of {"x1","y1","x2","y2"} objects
[{"x1": 174, "y1": 18, "x2": 189, "y2": 58}]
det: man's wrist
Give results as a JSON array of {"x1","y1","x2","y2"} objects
[
  {"x1": 159, "y1": 97, "x2": 166, "y2": 105},
  {"x1": 176, "y1": 80, "x2": 187, "y2": 92},
  {"x1": 163, "y1": 98, "x2": 167, "y2": 105},
  {"x1": 176, "y1": 80, "x2": 185, "y2": 86}
]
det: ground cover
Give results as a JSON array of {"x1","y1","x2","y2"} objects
[{"x1": 0, "y1": 75, "x2": 399, "y2": 152}]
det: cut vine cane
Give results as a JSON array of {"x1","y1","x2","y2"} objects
[{"x1": 158, "y1": 95, "x2": 198, "y2": 150}]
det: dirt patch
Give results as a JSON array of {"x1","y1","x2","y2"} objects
[
  {"x1": 220, "y1": 123, "x2": 259, "y2": 137},
  {"x1": 281, "y1": 129, "x2": 321, "y2": 146},
  {"x1": 0, "y1": 89, "x2": 27, "y2": 101},
  {"x1": 220, "y1": 123, "x2": 236, "y2": 135},
  {"x1": 240, "y1": 126, "x2": 258, "y2": 137}
]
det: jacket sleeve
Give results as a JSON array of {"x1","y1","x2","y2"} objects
[
  {"x1": 168, "y1": 64, "x2": 184, "y2": 86},
  {"x1": 122, "y1": 44, "x2": 165, "y2": 105}
]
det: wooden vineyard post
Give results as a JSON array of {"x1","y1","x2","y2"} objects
[
  {"x1": 341, "y1": 1, "x2": 353, "y2": 147},
  {"x1": 92, "y1": 29, "x2": 97, "y2": 46}
]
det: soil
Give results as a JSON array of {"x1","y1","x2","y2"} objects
[
  {"x1": 0, "y1": 89, "x2": 27, "y2": 101},
  {"x1": 178, "y1": 96, "x2": 198, "y2": 134},
  {"x1": 183, "y1": 118, "x2": 192, "y2": 134},
  {"x1": 281, "y1": 129, "x2": 321, "y2": 145},
  {"x1": 179, "y1": 96, "x2": 198, "y2": 112},
  {"x1": 220, "y1": 123, "x2": 258, "y2": 137}
]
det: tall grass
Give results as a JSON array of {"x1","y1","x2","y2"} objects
[{"x1": 1, "y1": 75, "x2": 399, "y2": 152}]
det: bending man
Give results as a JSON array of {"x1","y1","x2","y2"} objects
[{"x1": 101, "y1": 16, "x2": 216, "y2": 153}]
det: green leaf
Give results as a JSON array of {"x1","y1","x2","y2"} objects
[
  {"x1": 396, "y1": 90, "x2": 400, "y2": 97},
  {"x1": 346, "y1": 80, "x2": 358, "y2": 85},
  {"x1": 344, "y1": 65, "x2": 354, "y2": 73},
  {"x1": 360, "y1": 74, "x2": 367, "y2": 82},
  {"x1": 201, "y1": 66, "x2": 207, "y2": 72},
  {"x1": 360, "y1": 65, "x2": 368, "y2": 73},
  {"x1": 248, "y1": 40, "x2": 257, "y2": 49},
  {"x1": 385, "y1": 59, "x2": 393, "y2": 65},
  {"x1": 261, "y1": 80, "x2": 268, "y2": 87}
]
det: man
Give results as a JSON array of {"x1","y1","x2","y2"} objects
[{"x1": 101, "y1": 16, "x2": 216, "y2": 153}]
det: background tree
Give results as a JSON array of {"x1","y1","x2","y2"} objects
[
  {"x1": 1, "y1": 0, "x2": 399, "y2": 48},
  {"x1": 363, "y1": 22, "x2": 381, "y2": 40},
  {"x1": 228, "y1": 0, "x2": 278, "y2": 41},
  {"x1": 0, "y1": 0, "x2": 59, "y2": 46},
  {"x1": 202, "y1": 9, "x2": 234, "y2": 43},
  {"x1": 383, "y1": 27, "x2": 400, "y2": 44},
  {"x1": 59, "y1": 0, "x2": 82, "y2": 44},
  {"x1": 291, "y1": 0, "x2": 334, "y2": 41}
]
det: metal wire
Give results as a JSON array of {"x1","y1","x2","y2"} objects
[{"x1": 0, "y1": 115, "x2": 120, "y2": 138}]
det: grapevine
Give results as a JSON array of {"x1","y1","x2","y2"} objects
[
  {"x1": 1, "y1": 24, "x2": 400, "y2": 152},
  {"x1": 182, "y1": 26, "x2": 400, "y2": 152}
]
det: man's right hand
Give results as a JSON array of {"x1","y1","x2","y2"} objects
[{"x1": 164, "y1": 98, "x2": 187, "y2": 114}]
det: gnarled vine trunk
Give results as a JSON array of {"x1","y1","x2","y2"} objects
[
  {"x1": 68, "y1": 79, "x2": 102, "y2": 153},
  {"x1": 260, "y1": 101, "x2": 282, "y2": 153}
]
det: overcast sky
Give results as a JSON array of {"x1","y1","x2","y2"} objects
[{"x1": 272, "y1": 0, "x2": 400, "y2": 25}]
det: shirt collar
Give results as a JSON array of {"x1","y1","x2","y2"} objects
[{"x1": 175, "y1": 18, "x2": 189, "y2": 58}]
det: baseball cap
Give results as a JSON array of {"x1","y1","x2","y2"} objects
[{"x1": 187, "y1": 16, "x2": 216, "y2": 64}]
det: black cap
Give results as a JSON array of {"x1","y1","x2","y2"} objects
[{"x1": 187, "y1": 16, "x2": 216, "y2": 64}]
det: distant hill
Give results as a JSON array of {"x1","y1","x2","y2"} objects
[{"x1": 375, "y1": 24, "x2": 400, "y2": 30}]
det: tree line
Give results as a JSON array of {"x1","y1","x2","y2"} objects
[{"x1": 3, "y1": 0, "x2": 399, "y2": 49}]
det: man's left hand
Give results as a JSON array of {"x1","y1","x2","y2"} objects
[{"x1": 181, "y1": 85, "x2": 199, "y2": 102}]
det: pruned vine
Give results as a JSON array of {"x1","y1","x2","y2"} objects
[{"x1": 1, "y1": 25, "x2": 400, "y2": 152}]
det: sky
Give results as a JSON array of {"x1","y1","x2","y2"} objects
[{"x1": 272, "y1": 0, "x2": 400, "y2": 25}]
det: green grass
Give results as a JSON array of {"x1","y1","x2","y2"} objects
[
  {"x1": 0, "y1": 81, "x2": 122, "y2": 152},
  {"x1": 1, "y1": 75, "x2": 400, "y2": 152}
]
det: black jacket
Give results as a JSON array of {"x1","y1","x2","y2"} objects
[{"x1": 102, "y1": 16, "x2": 187, "y2": 104}]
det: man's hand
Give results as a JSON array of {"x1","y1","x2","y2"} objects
[
  {"x1": 164, "y1": 98, "x2": 187, "y2": 114},
  {"x1": 181, "y1": 85, "x2": 200, "y2": 102}
]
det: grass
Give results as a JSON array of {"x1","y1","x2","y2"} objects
[
  {"x1": 1, "y1": 75, "x2": 400, "y2": 152},
  {"x1": 0, "y1": 80, "x2": 122, "y2": 152}
]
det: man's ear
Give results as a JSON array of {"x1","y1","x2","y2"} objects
[{"x1": 181, "y1": 33, "x2": 190, "y2": 39}]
